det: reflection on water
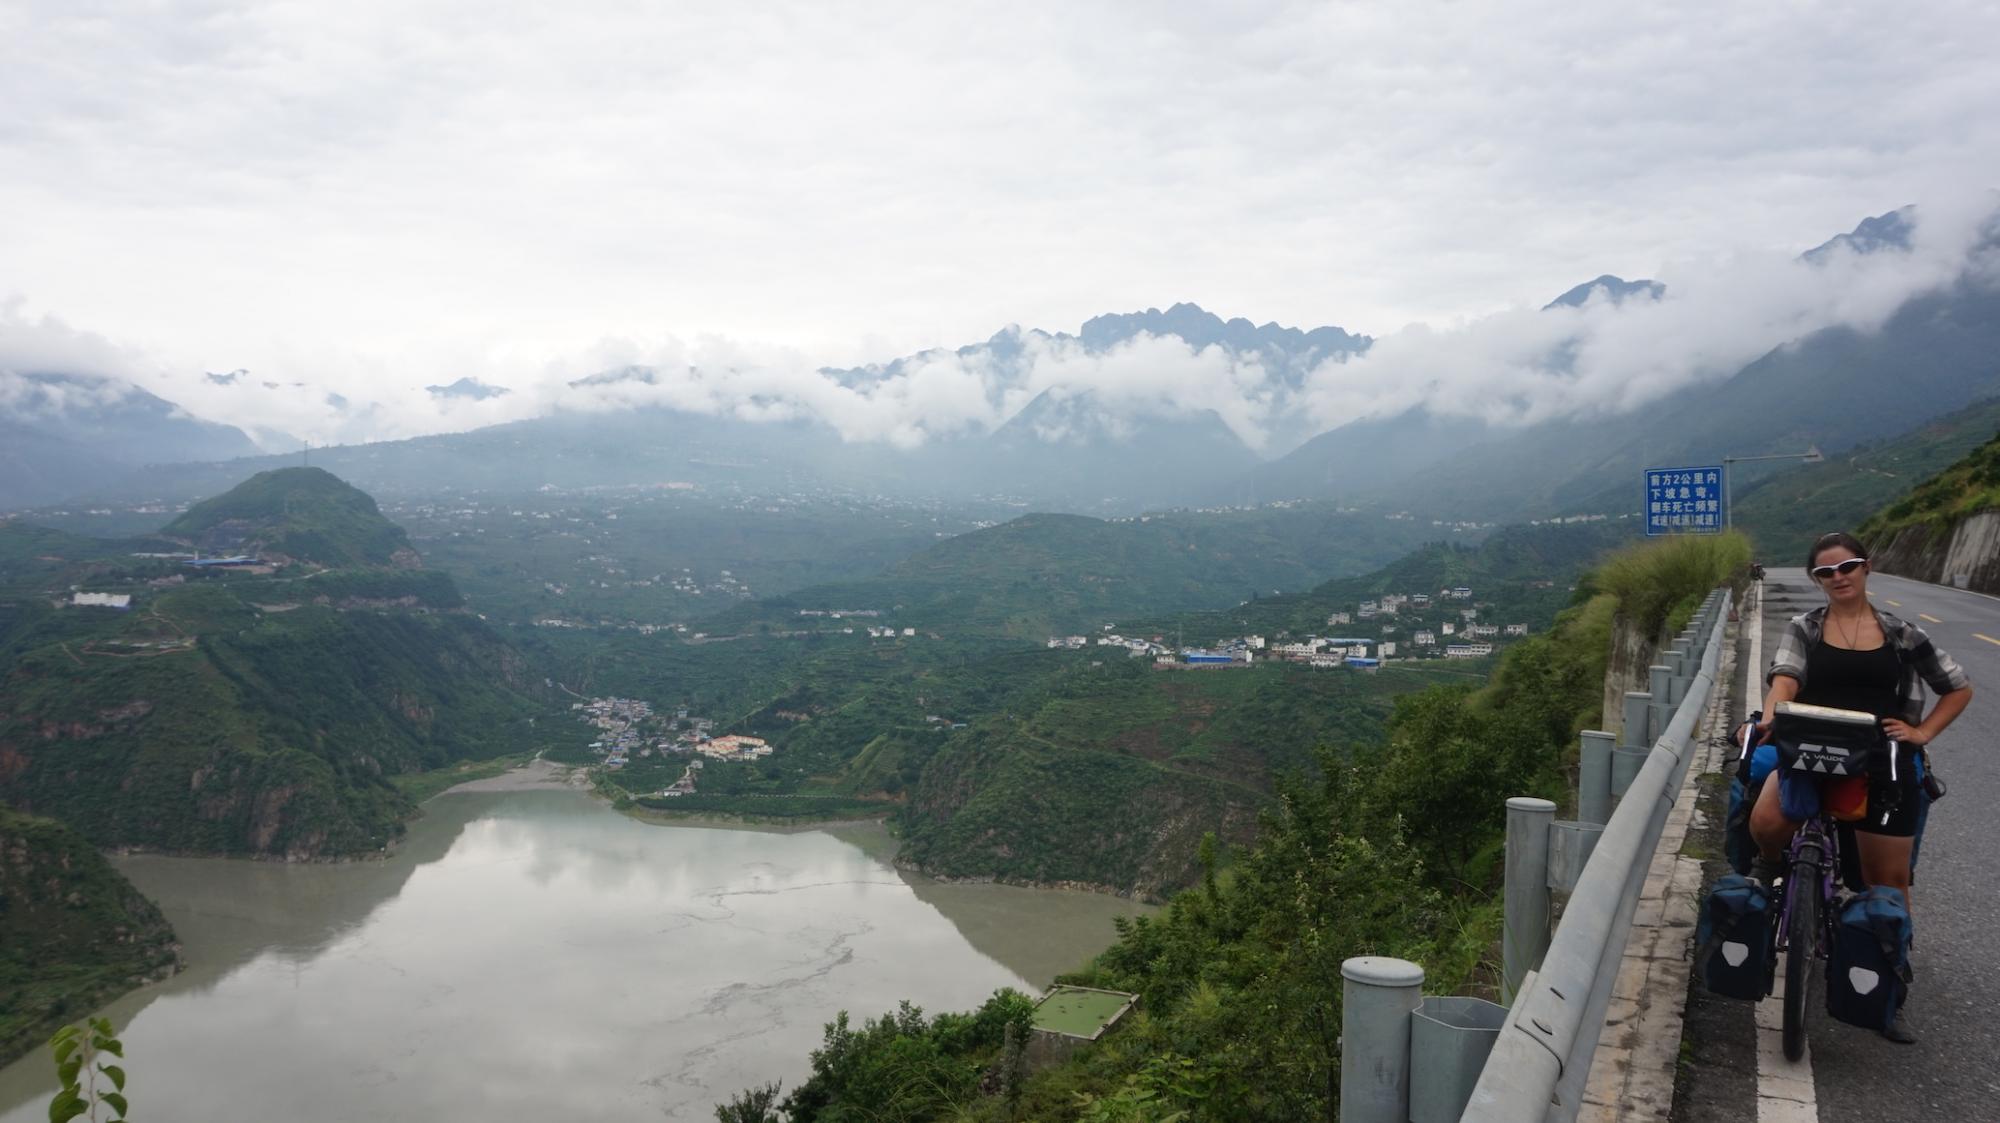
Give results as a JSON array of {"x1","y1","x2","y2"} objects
[{"x1": 0, "y1": 790, "x2": 1149, "y2": 1122}]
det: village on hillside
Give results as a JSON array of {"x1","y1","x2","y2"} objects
[
  {"x1": 572, "y1": 695, "x2": 773, "y2": 798},
  {"x1": 1046, "y1": 585, "x2": 1532, "y2": 671}
]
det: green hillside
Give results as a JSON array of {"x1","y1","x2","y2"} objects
[
  {"x1": 1857, "y1": 424, "x2": 2000, "y2": 544},
  {"x1": 1, "y1": 471, "x2": 560, "y2": 858},
  {"x1": 0, "y1": 809, "x2": 180, "y2": 1066},
  {"x1": 0, "y1": 583, "x2": 550, "y2": 857},
  {"x1": 710, "y1": 504, "x2": 1458, "y2": 638},
  {"x1": 1133, "y1": 517, "x2": 1635, "y2": 645},
  {"x1": 1733, "y1": 397, "x2": 2000, "y2": 562},
  {"x1": 163, "y1": 466, "x2": 419, "y2": 567}
]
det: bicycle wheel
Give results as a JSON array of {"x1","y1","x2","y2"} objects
[{"x1": 1782, "y1": 858, "x2": 1820, "y2": 1062}]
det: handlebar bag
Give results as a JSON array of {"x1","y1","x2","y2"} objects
[{"x1": 1772, "y1": 704, "x2": 1890, "y2": 822}]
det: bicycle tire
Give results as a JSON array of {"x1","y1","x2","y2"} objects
[{"x1": 1782, "y1": 858, "x2": 1819, "y2": 1062}]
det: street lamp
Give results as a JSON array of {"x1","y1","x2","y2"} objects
[{"x1": 1722, "y1": 446, "x2": 1824, "y2": 529}]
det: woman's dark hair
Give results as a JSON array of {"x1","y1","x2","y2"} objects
[{"x1": 1807, "y1": 531, "x2": 1869, "y2": 569}]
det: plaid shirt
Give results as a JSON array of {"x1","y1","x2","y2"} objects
[{"x1": 1767, "y1": 605, "x2": 1971, "y2": 721}]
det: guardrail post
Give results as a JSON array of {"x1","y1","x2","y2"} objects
[
  {"x1": 1502, "y1": 796, "x2": 1556, "y2": 1002},
  {"x1": 1647, "y1": 664, "x2": 1673, "y2": 741},
  {"x1": 1578, "y1": 730, "x2": 1614, "y2": 826},
  {"x1": 1621, "y1": 690, "x2": 1652, "y2": 748},
  {"x1": 1611, "y1": 745, "x2": 1648, "y2": 797},
  {"x1": 1339, "y1": 956, "x2": 1424, "y2": 1123}
]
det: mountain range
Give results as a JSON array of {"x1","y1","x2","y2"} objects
[{"x1": 8, "y1": 205, "x2": 1998, "y2": 522}]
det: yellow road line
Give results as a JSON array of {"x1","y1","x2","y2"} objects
[
  {"x1": 1920, "y1": 613, "x2": 1943, "y2": 624},
  {"x1": 1975, "y1": 633, "x2": 2000, "y2": 647},
  {"x1": 1884, "y1": 599, "x2": 1901, "y2": 607}
]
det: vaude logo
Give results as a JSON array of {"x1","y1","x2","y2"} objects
[{"x1": 1787, "y1": 742, "x2": 1857, "y2": 775}]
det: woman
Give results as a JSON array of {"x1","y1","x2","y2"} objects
[{"x1": 1749, "y1": 531, "x2": 1973, "y2": 1043}]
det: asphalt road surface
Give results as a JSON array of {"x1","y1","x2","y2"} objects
[{"x1": 1759, "y1": 568, "x2": 2000, "y2": 1121}]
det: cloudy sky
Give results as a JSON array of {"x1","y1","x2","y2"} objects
[{"x1": 6, "y1": 0, "x2": 2000, "y2": 446}]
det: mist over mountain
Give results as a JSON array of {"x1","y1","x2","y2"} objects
[
  {"x1": 1542, "y1": 275, "x2": 1666, "y2": 310},
  {"x1": 9, "y1": 202, "x2": 2000, "y2": 523},
  {"x1": 1247, "y1": 203, "x2": 2000, "y2": 517},
  {"x1": 426, "y1": 377, "x2": 510, "y2": 401},
  {"x1": 0, "y1": 370, "x2": 260, "y2": 509}
]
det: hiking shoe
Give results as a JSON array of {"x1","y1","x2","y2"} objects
[
  {"x1": 1749, "y1": 856, "x2": 1782, "y2": 888},
  {"x1": 1883, "y1": 1011, "x2": 1918, "y2": 1044}
]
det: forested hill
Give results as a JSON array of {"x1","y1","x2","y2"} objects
[
  {"x1": 710, "y1": 504, "x2": 1456, "y2": 638},
  {"x1": 1139, "y1": 517, "x2": 1638, "y2": 645},
  {"x1": 0, "y1": 471, "x2": 558, "y2": 858},
  {"x1": 162, "y1": 466, "x2": 421, "y2": 567},
  {"x1": 0, "y1": 809, "x2": 180, "y2": 1067},
  {"x1": 1732, "y1": 396, "x2": 2000, "y2": 563}
]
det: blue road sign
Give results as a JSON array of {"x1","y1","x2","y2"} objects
[{"x1": 1644, "y1": 465, "x2": 1723, "y2": 536}]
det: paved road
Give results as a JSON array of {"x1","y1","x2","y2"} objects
[{"x1": 1760, "y1": 569, "x2": 2000, "y2": 1120}]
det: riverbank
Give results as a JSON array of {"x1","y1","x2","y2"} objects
[
  {"x1": 617, "y1": 803, "x2": 891, "y2": 833},
  {"x1": 433, "y1": 756, "x2": 582, "y2": 797}
]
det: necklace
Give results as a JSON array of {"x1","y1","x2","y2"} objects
[{"x1": 1830, "y1": 608, "x2": 1869, "y2": 648}]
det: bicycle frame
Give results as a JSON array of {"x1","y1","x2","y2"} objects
[{"x1": 1775, "y1": 813, "x2": 1839, "y2": 955}]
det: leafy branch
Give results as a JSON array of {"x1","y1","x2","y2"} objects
[{"x1": 47, "y1": 1018, "x2": 128, "y2": 1123}]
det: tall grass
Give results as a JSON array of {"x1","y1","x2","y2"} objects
[{"x1": 1589, "y1": 531, "x2": 1751, "y2": 637}]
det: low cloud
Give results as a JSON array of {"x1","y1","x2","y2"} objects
[
  {"x1": 1301, "y1": 195, "x2": 2000, "y2": 431},
  {"x1": 8, "y1": 198, "x2": 1997, "y2": 458}
]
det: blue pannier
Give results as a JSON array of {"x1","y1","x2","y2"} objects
[
  {"x1": 1696, "y1": 873, "x2": 1773, "y2": 1000},
  {"x1": 1725, "y1": 742, "x2": 1779, "y2": 876},
  {"x1": 1825, "y1": 886, "x2": 1913, "y2": 1032}
]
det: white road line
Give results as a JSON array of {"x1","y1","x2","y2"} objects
[
  {"x1": 1747, "y1": 580, "x2": 1764, "y2": 714},
  {"x1": 1755, "y1": 957, "x2": 1821, "y2": 1122},
  {"x1": 1748, "y1": 581, "x2": 1819, "y2": 1122}
]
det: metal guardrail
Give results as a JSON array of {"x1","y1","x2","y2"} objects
[
  {"x1": 1336, "y1": 589, "x2": 1732, "y2": 1123},
  {"x1": 1463, "y1": 590, "x2": 1729, "y2": 1121}
]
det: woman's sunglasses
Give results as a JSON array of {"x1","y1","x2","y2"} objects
[{"x1": 1810, "y1": 558, "x2": 1868, "y2": 580}]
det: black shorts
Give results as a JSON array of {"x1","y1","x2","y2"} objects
[{"x1": 1854, "y1": 770, "x2": 1924, "y2": 838}]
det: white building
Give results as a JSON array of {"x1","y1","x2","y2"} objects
[
  {"x1": 1505, "y1": 623, "x2": 1529, "y2": 637},
  {"x1": 1444, "y1": 643, "x2": 1495, "y2": 659},
  {"x1": 1414, "y1": 631, "x2": 1437, "y2": 646},
  {"x1": 70, "y1": 592, "x2": 132, "y2": 609}
]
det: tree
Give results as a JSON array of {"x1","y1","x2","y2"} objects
[{"x1": 716, "y1": 1081, "x2": 784, "y2": 1123}]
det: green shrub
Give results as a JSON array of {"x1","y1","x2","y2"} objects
[{"x1": 1591, "y1": 532, "x2": 1750, "y2": 637}]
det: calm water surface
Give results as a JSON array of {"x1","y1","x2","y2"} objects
[{"x1": 0, "y1": 789, "x2": 1149, "y2": 1121}]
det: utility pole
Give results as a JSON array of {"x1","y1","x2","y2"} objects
[{"x1": 1721, "y1": 446, "x2": 1823, "y2": 529}]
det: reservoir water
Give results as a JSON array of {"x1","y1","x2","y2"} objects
[{"x1": 0, "y1": 787, "x2": 1150, "y2": 1121}]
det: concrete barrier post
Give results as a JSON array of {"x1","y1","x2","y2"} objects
[
  {"x1": 1502, "y1": 796, "x2": 1557, "y2": 1002},
  {"x1": 1622, "y1": 691, "x2": 1653, "y2": 750},
  {"x1": 1648, "y1": 664, "x2": 1673, "y2": 742},
  {"x1": 1665, "y1": 644, "x2": 1690, "y2": 706},
  {"x1": 1339, "y1": 957, "x2": 1425, "y2": 1123},
  {"x1": 1578, "y1": 730, "x2": 1614, "y2": 826}
]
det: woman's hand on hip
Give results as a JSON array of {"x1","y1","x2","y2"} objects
[{"x1": 1881, "y1": 718, "x2": 1929, "y2": 745}]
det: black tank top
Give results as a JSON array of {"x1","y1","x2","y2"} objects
[{"x1": 1797, "y1": 641, "x2": 1902, "y2": 719}]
